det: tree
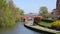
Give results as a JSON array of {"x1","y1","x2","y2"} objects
[
  {"x1": 8, "y1": 0, "x2": 24, "y2": 22},
  {"x1": 0, "y1": 0, "x2": 24, "y2": 27},
  {"x1": 39, "y1": 6, "x2": 49, "y2": 17},
  {"x1": 20, "y1": 9, "x2": 24, "y2": 15},
  {"x1": 0, "y1": 0, "x2": 15, "y2": 27}
]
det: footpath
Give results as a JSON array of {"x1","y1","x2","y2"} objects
[{"x1": 25, "y1": 24, "x2": 60, "y2": 34}]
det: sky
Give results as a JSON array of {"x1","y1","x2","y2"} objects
[{"x1": 13, "y1": 0, "x2": 56, "y2": 14}]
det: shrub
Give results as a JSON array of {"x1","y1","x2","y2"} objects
[
  {"x1": 15, "y1": 18, "x2": 21, "y2": 22},
  {"x1": 51, "y1": 20, "x2": 60, "y2": 30},
  {"x1": 41, "y1": 18, "x2": 54, "y2": 23}
]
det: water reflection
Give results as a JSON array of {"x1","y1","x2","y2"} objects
[{"x1": 0, "y1": 22, "x2": 41, "y2": 34}]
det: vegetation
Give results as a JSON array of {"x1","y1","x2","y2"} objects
[
  {"x1": 41, "y1": 18, "x2": 54, "y2": 22},
  {"x1": 8, "y1": 0, "x2": 24, "y2": 22},
  {"x1": 0, "y1": 0, "x2": 24, "y2": 27},
  {"x1": 39, "y1": 6, "x2": 49, "y2": 17},
  {"x1": 39, "y1": 22, "x2": 52, "y2": 27},
  {"x1": 51, "y1": 20, "x2": 60, "y2": 30}
]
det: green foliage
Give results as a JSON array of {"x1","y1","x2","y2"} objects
[
  {"x1": 0, "y1": 0, "x2": 15, "y2": 27},
  {"x1": 39, "y1": 22, "x2": 52, "y2": 27},
  {"x1": 39, "y1": 6, "x2": 49, "y2": 17},
  {"x1": 0, "y1": 0, "x2": 24, "y2": 27},
  {"x1": 20, "y1": 10, "x2": 24, "y2": 15},
  {"x1": 8, "y1": 0, "x2": 24, "y2": 22},
  {"x1": 51, "y1": 20, "x2": 60, "y2": 29},
  {"x1": 15, "y1": 18, "x2": 21, "y2": 22}
]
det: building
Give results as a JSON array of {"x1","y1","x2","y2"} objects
[
  {"x1": 56, "y1": 0, "x2": 60, "y2": 15},
  {"x1": 48, "y1": 0, "x2": 60, "y2": 20},
  {"x1": 56, "y1": 0, "x2": 60, "y2": 9}
]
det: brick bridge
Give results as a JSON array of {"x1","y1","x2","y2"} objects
[{"x1": 21, "y1": 15, "x2": 42, "y2": 26}]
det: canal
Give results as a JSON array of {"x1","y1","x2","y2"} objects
[{"x1": 0, "y1": 22, "x2": 42, "y2": 34}]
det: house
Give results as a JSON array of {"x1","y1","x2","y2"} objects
[{"x1": 48, "y1": 9, "x2": 60, "y2": 20}]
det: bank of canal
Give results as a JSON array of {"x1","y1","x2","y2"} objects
[{"x1": 0, "y1": 22, "x2": 42, "y2": 34}]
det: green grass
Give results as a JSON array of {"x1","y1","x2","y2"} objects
[{"x1": 39, "y1": 22, "x2": 52, "y2": 27}]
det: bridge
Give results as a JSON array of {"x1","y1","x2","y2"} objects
[{"x1": 21, "y1": 13, "x2": 42, "y2": 26}]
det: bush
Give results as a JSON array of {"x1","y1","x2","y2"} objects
[
  {"x1": 51, "y1": 20, "x2": 60, "y2": 30},
  {"x1": 0, "y1": 15, "x2": 15, "y2": 27},
  {"x1": 41, "y1": 18, "x2": 54, "y2": 23},
  {"x1": 15, "y1": 18, "x2": 21, "y2": 22}
]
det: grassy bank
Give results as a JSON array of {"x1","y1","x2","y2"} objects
[{"x1": 38, "y1": 22, "x2": 52, "y2": 27}]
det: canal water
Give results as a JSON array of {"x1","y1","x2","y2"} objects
[{"x1": 0, "y1": 22, "x2": 42, "y2": 34}]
